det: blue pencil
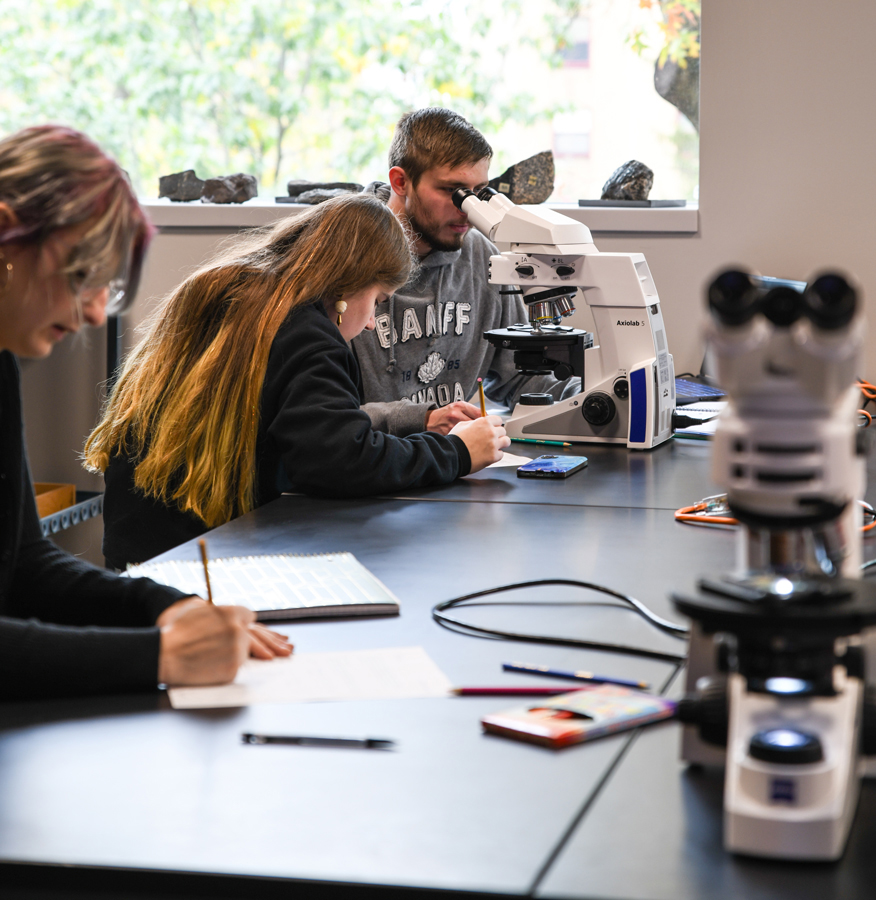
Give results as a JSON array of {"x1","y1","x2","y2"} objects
[{"x1": 502, "y1": 661, "x2": 650, "y2": 691}]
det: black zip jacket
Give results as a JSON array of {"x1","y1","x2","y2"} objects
[
  {"x1": 0, "y1": 352, "x2": 186, "y2": 700},
  {"x1": 102, "y1": 302, "x2": 470, "y2": 569}
]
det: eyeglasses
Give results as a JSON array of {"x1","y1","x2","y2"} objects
[
  {"x1": 68, "y1": 268, "x2": 127, "y2": 315},
  {"x1": 105, "y1": 278, "x2": 127, "y2": 315}
]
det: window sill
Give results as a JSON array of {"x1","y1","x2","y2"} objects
[
  {"x1": 551, "y1": 202, "x2": 698, "y2": 234},
  {"x1": 141, "y1": 199, "x2": 699, "y2": 234}
]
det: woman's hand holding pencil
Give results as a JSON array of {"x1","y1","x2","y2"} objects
[
  {"x1": 154, "y1": 538, "x2": 293, "y2": 685},
  {"x1": 450, "y1": 415, "x2": 510, "y2": 471}
]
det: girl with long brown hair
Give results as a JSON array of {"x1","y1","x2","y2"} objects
[{"x1": 86, "y1": 193, "x2": 507, "y2": 569}]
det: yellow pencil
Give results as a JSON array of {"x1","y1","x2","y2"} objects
[
  {"x1": 198, "y1": 538, "x2": 214, "y2": 605},
  {"x1": 478, "y1": 377, "x2": 487, "y2": 418}
]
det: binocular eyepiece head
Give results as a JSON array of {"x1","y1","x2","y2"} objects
[
  {"x1": 708, "y1": 269, "x2": 857, "y2": 331},
  {"x1": 451, "y1": 185, "x2": 499, "y2": 211}
]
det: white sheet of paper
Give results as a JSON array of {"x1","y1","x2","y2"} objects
[
  {"x1": 485, "y1": 451, "x2": 531, "y2": 469},
  {"x1": 167, "y1": 645, "x2": 452, "y2": 709}
]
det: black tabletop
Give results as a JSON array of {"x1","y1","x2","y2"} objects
[
  {"x1": 4, "y1": 445, "x2": 876, "y2": 898},
  {"x1": 0, "y1": 496, "x2": 731, "y2": 897},
  {"x1": 380, "y1": 436, "x2": 720, "y2": 511}
]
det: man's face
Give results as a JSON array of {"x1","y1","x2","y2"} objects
[{"x1": 404, "y1": 158, "x2": 491, "y2": 255}]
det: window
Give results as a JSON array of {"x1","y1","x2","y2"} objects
[
  {"x1": 560, "y1": 17, "x2": 591, "y2": 68},
  {"x1": 553, "y1": 112, "x2": 592, "y2": 158},
  {"x1": 0, "y1": 0, "x2": 699, "y2": 203}
]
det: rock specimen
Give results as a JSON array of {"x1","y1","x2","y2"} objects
[
  {"x1": 201, "y1": 173, "x2": 258, "y2": 204},
  {"x1": 488, "y1": 150, "x2": 555, "y2": 205},
  {"x1": 601, "y1": 161, "x2": 654, "y2": 201},
  {"x1": 295, "y1": 187, "x2": 361, "y2": 205},
  {"x1": 158, "y1": 169, "x2": 206, "y2": 202},
  {"x1": 286, "y1": 179, "x2": 363, "y2": 199}
]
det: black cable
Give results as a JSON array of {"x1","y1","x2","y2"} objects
[
  {"x1": 432, "y1": 578, "x2": 688, "y2": 664},
  {"x1": 672, "y1": 410, "x2": 721, "y2": 430}
]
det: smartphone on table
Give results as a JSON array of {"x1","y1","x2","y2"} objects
[{"x1": 516, "y1": 455, "x2": 588, "y2": 479}]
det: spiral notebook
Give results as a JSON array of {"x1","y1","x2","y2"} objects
[{"x1": 125, "y1": 551, "x2": 400, "y2": 621}]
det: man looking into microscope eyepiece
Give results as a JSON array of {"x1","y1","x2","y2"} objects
[{"x1": 354, "y1": 107, "x2": 580, "y2": 437}]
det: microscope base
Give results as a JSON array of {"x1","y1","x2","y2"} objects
[
  {"x1": 507, "y1": 359, "x2": 673, "y2": 450},
  {"x1": 724, "y1": 673, "x2": 861, "y2": 861}
]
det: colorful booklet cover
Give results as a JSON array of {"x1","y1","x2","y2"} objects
[{"x1": 481, "y1": 683, "x2": 677, "y2": 748}]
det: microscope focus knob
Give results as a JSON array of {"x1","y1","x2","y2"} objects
[
  {"x1": 582, "y1": 392, "x2": 616, "y2": 426},
  {"x1": 677, "y1": 676, "x2": 729, "y2": 747}
]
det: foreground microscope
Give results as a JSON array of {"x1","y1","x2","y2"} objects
[
  {"x1": 674, "y1": 269, "x2": 876, "y2": 860},
  {"x1": 451, "y1": 187, "x2": 674, "y2": 449}
]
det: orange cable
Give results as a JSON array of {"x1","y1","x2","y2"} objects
[
  {"x1": 858, "y1": 378, "x2": 876, "y2": 400},
  {"x1": 676, "y1": 499, "x2": 876, "y2": 532}
]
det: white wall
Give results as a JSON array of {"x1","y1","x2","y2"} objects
[
  {"x1": 20, "y1": 0, "x2": 876, "y2": 563},
  {"x1": 614, "y1": 0, "x2": 876, "y2": 378}
]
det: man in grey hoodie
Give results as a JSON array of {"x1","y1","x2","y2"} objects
[{"x1": 353, "y1": 108, "x2": 580, "y2": 437}]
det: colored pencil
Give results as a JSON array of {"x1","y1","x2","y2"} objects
[
  {"x1": 451, "y1": 686, "x2": 584, "y2": 696},
  {"x1": 503, "y1": 662, "x2": 650, "y2": 691},
  {"x1": 478, "y1": 377, "x2": 487, "y2": 417},
  {"x1": 510, "y1": 438, "x2": 572, "y2": 447}
]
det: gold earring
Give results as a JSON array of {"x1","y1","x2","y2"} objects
[
  {"x1": 0, "y1": 251, "x2": 10, "y2": 294},
  {"x1": 335, "y1": 299, "x2": 347, "y2": 326}
]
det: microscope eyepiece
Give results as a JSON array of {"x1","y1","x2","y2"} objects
[
  {"x1": 451, "y1": 188, "x2": 474, "y2": 211},
  {"x1": 707, "y1": 269, "x2": 760, "y2": 326},
  {"x1": 804, "y1": 273, "x2": 857, "y2": 330},
  {"x1": 761, "y1": 285, "x2": 804, "y2": 327},
  {"x1": 477, "y1": 186, "x2": 499, "y2": 201},
  {"x1": 709, "y1": 268, "x2": 857, "y2": 332}
]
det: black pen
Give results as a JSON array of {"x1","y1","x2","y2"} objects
[{"x1": 241, "y1": 733, "x2": 395, "y2": 750}]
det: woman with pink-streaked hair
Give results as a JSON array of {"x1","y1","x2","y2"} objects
[{"x1": 0, "y1": 125, "x2": 290, "y2": 699}]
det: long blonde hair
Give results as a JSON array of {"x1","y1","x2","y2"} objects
[{"x1": 85, "y1": 193, "x2": 413, "y2": 527}]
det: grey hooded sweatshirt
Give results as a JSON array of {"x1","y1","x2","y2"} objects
[{"x1": 353, "y1": 183, "x2": 581, "y2": 436}]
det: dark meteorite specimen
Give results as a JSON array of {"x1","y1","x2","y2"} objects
[
  {"x1": 601, "y1": 161, "x2": 654, "y2": 201},
  {"x1": 488, "y1": 151, "x2": 555, "y2": 205},
  {"x1": 201, "y1": 173, "x2": 258, "y2": 204},
  {"x1": 158, "y1": 170, "x2": 206, "y2": 202},
  {"x1": 286, "y1": 179, "x2": 363, "y2": 199}
]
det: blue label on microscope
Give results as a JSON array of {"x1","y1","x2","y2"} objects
[
  {"x1": 770, "y1": 778, "x2": 796, "y2": 804},
  {"x1": 629, "y1": 368, "x2": 647, "y2": 443}
]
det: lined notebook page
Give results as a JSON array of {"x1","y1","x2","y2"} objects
[{"x1": 125, "y1": 552, "x2": 400, "y2": 620}]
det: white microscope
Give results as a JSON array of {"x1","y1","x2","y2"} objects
[
  {"x1": 451, "y1": 187, "x2": 675, "y2": 449},
  {"x1": 673, "y1": 269, "x2": 876, "y2": 860}
]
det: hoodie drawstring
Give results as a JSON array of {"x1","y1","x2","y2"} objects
[{"x1": 385, "y1": 293, "x2": 397, "y2": 373}]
